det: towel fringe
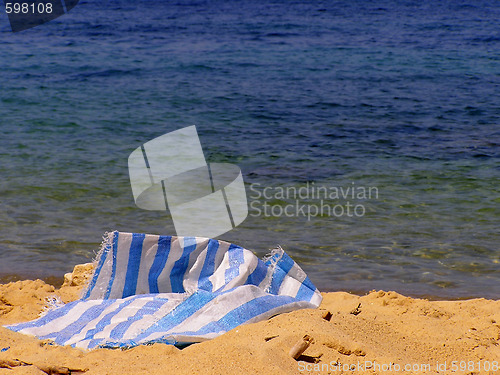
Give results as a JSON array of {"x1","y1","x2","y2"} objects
[
  {"x1": 39, "y1": 296, "x2": 64, "y2": 318},
  {"x1": 80, "y1": 230, "x2": 116, "y2": 300},
  {"x1": 93, "y1": 230, "x2": 116, "y2": 265},
  {"x1": 262, "y1": 245, "x2": 285, "y2": 293}
]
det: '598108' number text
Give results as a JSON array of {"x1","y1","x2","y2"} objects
[{"x1": 5, "y1": 2, "x2": 53, "y2": 14}]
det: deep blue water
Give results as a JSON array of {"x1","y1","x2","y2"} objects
[{"x1": 0, "y1": 0, "x2": 499, "y2": 298}]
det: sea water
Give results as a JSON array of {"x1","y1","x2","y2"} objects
[{"x1": 0, "y1": 0, "x2": 498, "y2": 298}]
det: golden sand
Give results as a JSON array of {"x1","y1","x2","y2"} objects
[{"x1": 0, "y1": 264, "x2": 498, "y2": 374}]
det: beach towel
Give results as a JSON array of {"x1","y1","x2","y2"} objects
[{"x1": 5, "y1": 231, "x2": 322, "y2": 349}]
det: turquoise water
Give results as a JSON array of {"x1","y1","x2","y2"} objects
[{"x1": 0, "y1": 0, "x2": 499, "y2": 298}]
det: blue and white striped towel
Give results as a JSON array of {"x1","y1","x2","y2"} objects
[{"x1": 6, "y1": 231, "x2": 322, "y2": 349}]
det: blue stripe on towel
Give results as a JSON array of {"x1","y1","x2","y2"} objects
[
  {"x1": 295, "y1": 276, "x2": 317, "y2": 302},
  {"x1": 148, "y1": 236, "x2": 171, "y2": 293},
  {"x1": 39, "y1": 300, "x2": 116, "y2": 342},
  {"x1": 245, "y1": 259, "x2": 268, "y2": 286},
  {"x1": 7, "y1": 301, "x2": 81, "y2": 332},
  {"x1": 122, "y1": 233, "x2": 146, "y2": 298},
  {"x1": 197, "y1": 239, "x2": 220, "y2": 292},
  {"x1": 224, "y1": 244, "x2": 244, "y2": 285},
  {"x1": 170, "y1": 237, "x2": 197, "y2": 293},
  {"x1": 268, "y1": 252, "x2": 295, "y2": 294}
]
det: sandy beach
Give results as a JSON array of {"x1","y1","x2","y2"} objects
[
  {"x1": 0, "y1": 265, "x2": 498, "y2": 375},
  {"x1": 2, "y1": 1, "x2": 498, "y2": 374}
]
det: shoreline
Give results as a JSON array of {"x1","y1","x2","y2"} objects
[
  {"x1": 0, "y1": 264, "x2": 499, "y2": 374},
  {"x1": 1, "y1": 272, "x2": 496, "y2": 303}
]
